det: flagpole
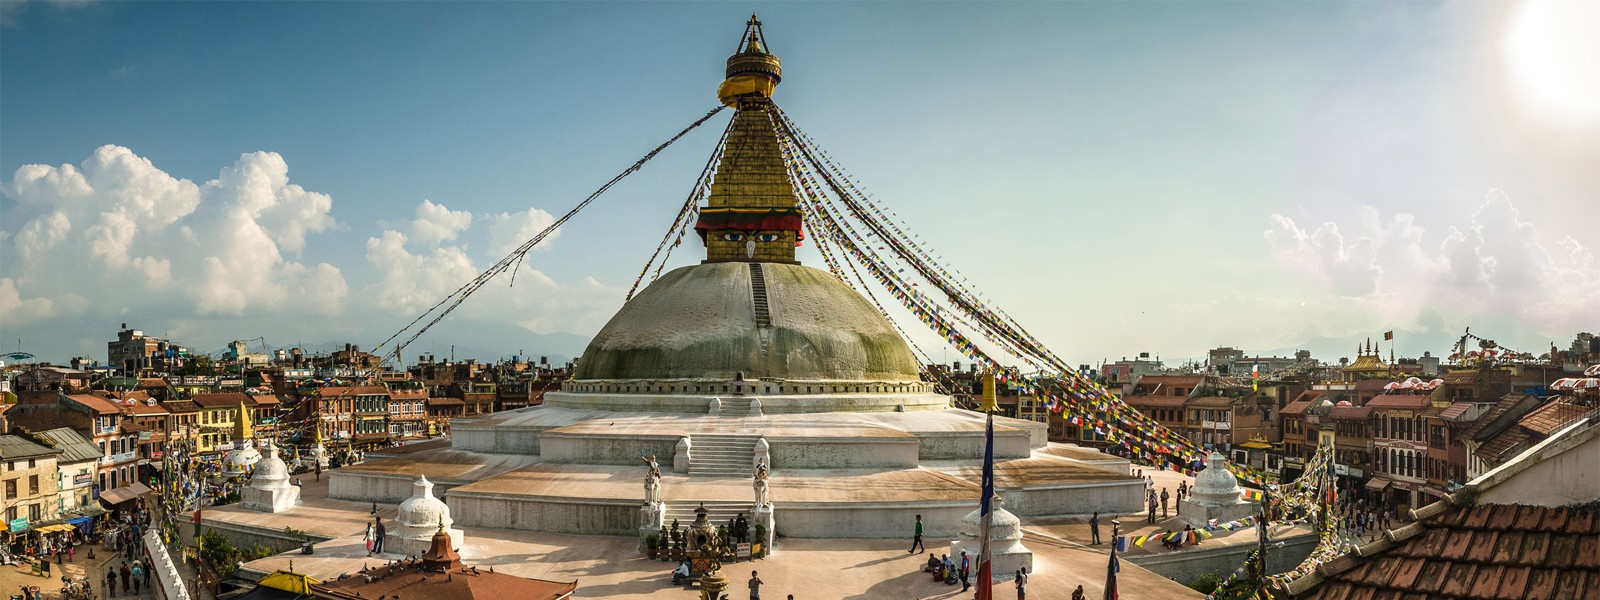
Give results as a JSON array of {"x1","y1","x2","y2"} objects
[{"x1": 1103, "y1": 520, "x2": 1120, "y2": 600}]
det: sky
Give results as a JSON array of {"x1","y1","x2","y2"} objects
[{"x1": 2, "y1": 1, "x2": 1597, "y2": 368}]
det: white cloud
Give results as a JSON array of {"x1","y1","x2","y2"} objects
[
  {"x1": 1265, "y1": 190, "x2": 1598, "y2": 337},
  {"x1": 409, "y1": 199, "x2": 473, "y2": 246},
  {"x1": 1, "y1": 145, "x2": 348, "y2": 324},
  {"x1": 487, "y1": 207, "x2": 559, "y2": 256}
]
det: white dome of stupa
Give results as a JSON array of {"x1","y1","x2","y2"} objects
[
  {"x1": 958, "y1": 494, "x2": 1022, "y2": 544},
  {"x1": 1191, "y1": 452, "x2": 1243, "y2": 504},
  {"x1": 223, "y1": 440, "x2": 262, "y2": 476},
  {"x1": 249, "y1": 441, "x2": 289, "y2": 487},
  {"x1": 397, "y1": 475, "x2": 452, "y2": 531}
]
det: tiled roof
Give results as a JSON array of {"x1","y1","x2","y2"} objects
[
  {"x1": 1467, "y1": 393, "x2": 1540, "y2": 440},
  {"x1": 160, "y1": 400, "x2": 200, "y2": 414},
  {"x1": 317, "y1": 386, "x2": 390, "y2": 398},
  {"x1": 1328, "y1": 406, "x2": 1372, "y2": 421},
  {"x1": 1365, "y1": 395, "x2": 1432, "y2": 410},
  {"x1": 1436, "y1": 402, "x2": 1473, "y2": 421},
  {"x1": 65, "y1": 394, "x2": 123, "y2": 415},
  {"x1": 1187, "y1": 396, "x2": 1236, "y2": 408},
  {"x1": 191, "y1": 392, "x2": 255, "y2": 408},
  {"x1": 124, "y1": 402, "x2": 169, "y2": 415},
  {"x1": 1126, "y1": 394, "x2": 1190, "y2": 408},
  {"x1": 1517, "y1": 401, "x2": 1593, "y2": 436},
  {"x1": 1300, "y1": 503, "x2": 1600, "y2": 600},
  {"x1": 1476, "y1": 428, "x2": 1533, "y2": 463},
  {"x1": 1282, "y1": 398, "x2": 1314, "y2": 416}
]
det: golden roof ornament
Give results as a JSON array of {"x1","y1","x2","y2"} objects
[
  {"x1": 718, "y1": 13, "x2": 782, "y2": 106},
  {"x1": 978, "y1": 370, "x2": 999, "y2": 413}
]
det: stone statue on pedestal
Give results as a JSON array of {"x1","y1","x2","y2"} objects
[
  {"x1": 642, "y1": 454, "x2": 663, "y2": 504},
  {"x1": 753, "y1": 459, "x2": 770, "y2": 508}
]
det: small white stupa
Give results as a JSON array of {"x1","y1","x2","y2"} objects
[
  {"x1": 390, "y1": 475, "x2": 464, "y2": 557},
  {"x1": 222, "y1": 401, "x2": 262, "y2": 477},
  {"x1": 1179, "y1": 451, "x2": 1258, "y2": 528},
  {"x1": 240, "y1": 441, "x2": 300, "y2": 513},
  {"x1": 950, "y1": 494, "x2": 1033, "y2": 582}
]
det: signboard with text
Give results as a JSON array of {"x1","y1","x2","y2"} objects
[{"x1": 8, "y1": 518, "x2": 27, "y2": 532}]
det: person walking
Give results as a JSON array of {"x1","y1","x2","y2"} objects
[
  {"x1": 143, "y1": 559, "x2": 152, "y2": 590},
  {"x1": 1015, "y1": 567, "x2": 1028, "y2": 599},
  {"x1": 105, "y1": 566, "x2": 117, "y2": 599},
  {"x1": 131, "y1": 562, "x2": 143, "y2": 595},
  {"x1": 315, "y1": 462, "x2": 322, "y2": 481},
  {"x1": 364, "y1": 522, "x2": 376, "y2": 556},
  {"x1": 373, "y1": 518, "x2": 387, "y2": 554},
  {"x1": 1089, "y1": 512, "x2": 1102, "y2": 545},
  {"x1": 1160, "y1": 488, "x2": 1171, "y2": 518},
  {"x1": 1147, "y1": 495, "x2": 1158, "y2": 524},
  {"x1": 908, "y1": 514, "x2": 925, "y2": 554},
  {"x1": 119, "y1": 562, "x2": 131, "y2": 594},
  {"x1": 748, "y1": 570, "x2": 763, "y2": 600}
]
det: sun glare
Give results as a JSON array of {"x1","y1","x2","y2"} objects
[{"x1": 1502, "y1": 0, "x2": 1600, "y2": 125}]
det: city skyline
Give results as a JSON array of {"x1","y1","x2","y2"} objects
[{"x1": 3, "y1": 1, "x2": 1596, "y2": 366}]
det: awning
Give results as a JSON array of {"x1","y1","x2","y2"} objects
[
  {"x1": 98, "y1": 481, "x2": 154, "y2": 506},
  {"x1": 1364, "y1": 477, "x2": 1393, "y2": 491},
  {"x1": 35, "y1": 524, "x2": 75, "y2": 534}
]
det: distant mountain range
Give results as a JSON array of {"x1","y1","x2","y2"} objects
[{"x1": 249, "y1": 321, "x2": 592, "y2": 366}]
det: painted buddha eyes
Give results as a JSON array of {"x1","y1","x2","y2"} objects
[{"x1": 722, "y1": 233, "x2": 780, "y2": 242}]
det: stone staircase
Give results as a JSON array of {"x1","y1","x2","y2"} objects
[
  {"x1": 717, "y1": 397, "x2": 754, "y2": 416},
  {"x1": 663, "y1": 499, "x2": 757, "y2": 530},
  {"x1": 688, "y1": 433, "x2": 760, "y2": 477},
  {"x1": 748, "y1": 262, "x2": 772, "y2": 328}
]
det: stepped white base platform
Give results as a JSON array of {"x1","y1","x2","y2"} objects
[{"x1": 328, "y1": 405, "x2": 1143, "y2": 540}]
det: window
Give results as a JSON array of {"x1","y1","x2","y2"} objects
[
  {"x1": 3, "y1": 479, "x2": 14, "y2": 498},
  {"x1": 27, "y1": 504, "x2": 38, "y2": 522},
  {"x1": 28, "y1": 475, "x2": 38, "y2": 495},
  {"x1": 27, "y1": 459, "x2": 35, "y2": 469}
]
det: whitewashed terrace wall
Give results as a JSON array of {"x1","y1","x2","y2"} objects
[
  {"x1": 538, "y1": 433, "x2": 681, "y2": 465},
  {"x1": 769, "y1": 437, "x2": 919, "y2": 469},
  {"x1": 446, "y1": 493, "x2": 639, "y2": 536}
]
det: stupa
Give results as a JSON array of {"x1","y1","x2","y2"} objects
[
  {"x1": 241, "y1": 441, "x2": 301, "y2": 513},
  {"x1": 223, "y1": 400, "x2": 262, "y2": 477},
  {"x1": 1179, "y1": 452, "x2": 1257, "y2": 528},
  {"x1": 950, "y1": 495, "x2": 1033, "y2": 582},
  {"x1": 390, "y1": 475, "x2": 464, "y2": 557},
  {"x1": 328, "y1": 15, "x2": 1144, "y2": 544}
]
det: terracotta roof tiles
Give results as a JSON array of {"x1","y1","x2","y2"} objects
[{"x1": 1301, "y1": 503, "x2": 1600, "y2": 600}]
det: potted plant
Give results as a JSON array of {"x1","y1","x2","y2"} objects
[
  {"x1": 646, "y1": 534, "x2": 661, "y2": 559},
  {"x1": 669, "y1": 520, "x2": 683, "y2": 559}
]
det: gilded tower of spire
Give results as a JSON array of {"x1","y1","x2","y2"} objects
[{"x1": 694, "y1": 15, "x2": 804, "y2": 264}]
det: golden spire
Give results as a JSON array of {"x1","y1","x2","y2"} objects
[
  {"x1": 696, "y1": 15, "x2": 803, "y2": 264},
  {"x1": 235, "y1": 399, "x2": 254, "y2": 440}
]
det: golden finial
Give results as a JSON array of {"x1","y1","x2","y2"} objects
[
  {"x1": 719, "y1": 14, "x2": 781, "y2": 106},
  {"x1": 978, "y1": 369, "x2": 999, "y2": 413}
]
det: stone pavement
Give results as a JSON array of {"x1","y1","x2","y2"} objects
[
  {"x1": 242, "y1": 526, "x2": 1202, "y2": 600},
  {"x1": 0, "y1": 543, "x2": 158, "y2": 600}
]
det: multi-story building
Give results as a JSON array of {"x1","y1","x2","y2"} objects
[
  {"x1": 31, "y1": 427, "x2": 102, "y2": 517},
  {"x1": 9, "y1": 392, "x2": 142, "y2": 497},
  {"x1": 1125, "y1": 375, "x2": 1200, "y2": 434},
  {"x1": 388, "y1": 387, "x2": 428, "y2": 440},
  {"x1": 13, "y1": 366, "x2": 93, "y2": 392},
  {"x1": 107, "y1": 324, "x2": 163, "y2": 374},
  {"x1": 189, "y1": 392, "x2": 253, "y2": 453},
  {"x1": 0, "y1": 435, "x2": 62, "y2": 533},
  {"x1": 314, "y1": 386, "x2": 391, "y2": 445}
]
